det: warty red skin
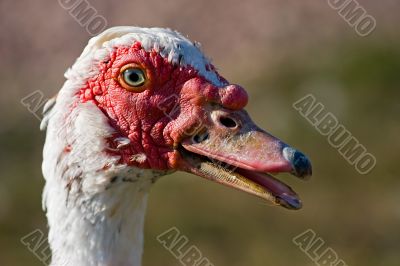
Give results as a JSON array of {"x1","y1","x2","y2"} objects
[{"x1": 78, "y1": 42, "x2": 248, "y2": 170}]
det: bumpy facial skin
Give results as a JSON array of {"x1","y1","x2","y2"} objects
[{"x1": 79, "y1": 42, "x2": 248, "y2": 171}]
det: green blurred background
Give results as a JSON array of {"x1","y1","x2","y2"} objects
[{"x1": 0, "y1": 0, "x2": 399, "y2": 265}]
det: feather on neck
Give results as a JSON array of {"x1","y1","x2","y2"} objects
[{"x1": 42, "y1": 101, "x2": 163, "y2": 266}]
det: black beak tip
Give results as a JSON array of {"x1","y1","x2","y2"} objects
[
  {"x1": 293, "y1": 151, "x2": 312, "y2": 178},
  {"x1": 283, "y1": 147, "x2": 312, "y2": 179}
]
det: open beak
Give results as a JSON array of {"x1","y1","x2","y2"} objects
[{"x1": 178, "y1": 109, "x2": 312, "y2": 210}]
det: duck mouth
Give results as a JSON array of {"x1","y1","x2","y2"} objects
[
  {"x1": 176, "y1": 109, "x2": 312, "y2": 210},
  {"x1": 178, "y1": 145, "x2": 307, "y2": 210}
]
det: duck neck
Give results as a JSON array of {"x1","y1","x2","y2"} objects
[{"x1": 46, "y1": 177, "x2": 152, "y2": 266}]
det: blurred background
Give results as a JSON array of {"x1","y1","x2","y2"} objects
[{"x1": 0, "y1": 0, "x2": 399, "y2": 265}]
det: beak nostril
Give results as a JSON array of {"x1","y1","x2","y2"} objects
[
  {"x1": 193, "y1": 131, "x2": 209, "y2": 143},
  {"x1": 219, "y1": 116, "x2": 237, "y2": 128}
]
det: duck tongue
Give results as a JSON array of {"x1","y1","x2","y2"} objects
[{"x1": 235, "y1": 168, "x2": 302, "y2": 209}]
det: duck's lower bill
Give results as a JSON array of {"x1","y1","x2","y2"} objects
[{"x1": 179, "y1": 148, "x2": 304, "y2": 210}]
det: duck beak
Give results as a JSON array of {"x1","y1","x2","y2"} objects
[{"x1": 178, "y1": 109, "x2": 312, "y2": 210}]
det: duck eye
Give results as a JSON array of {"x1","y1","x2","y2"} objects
[
  {"x1": 119, "y1": 65, "x2": 147, "y2": 91},
  {"x1": 123, "y1": 68, "x2": 146, "y2": 87}
]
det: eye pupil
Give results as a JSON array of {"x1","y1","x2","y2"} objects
[{"x1": 128, "y1": 71, "x2": 139, "y2": 82}]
